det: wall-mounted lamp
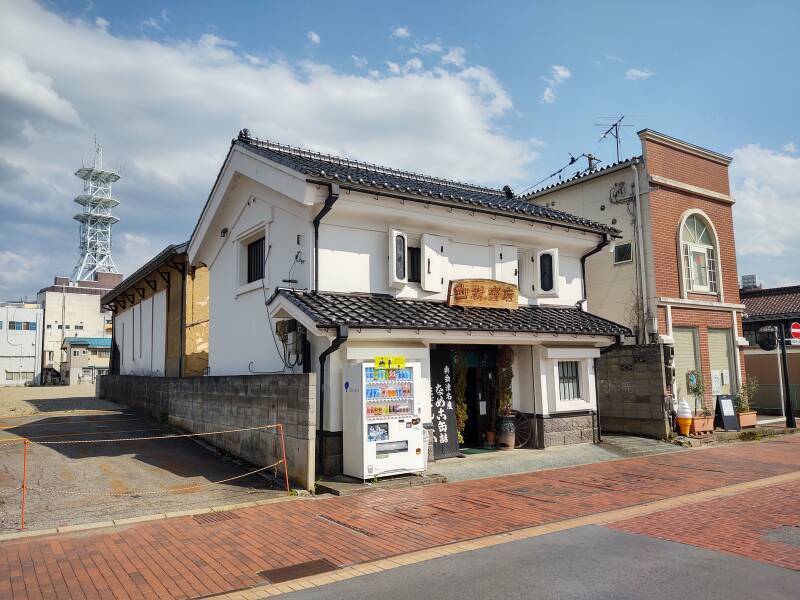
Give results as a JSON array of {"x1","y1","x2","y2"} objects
[{"x1": 220, "y1": 227, "x2": 228, "y2": 238}]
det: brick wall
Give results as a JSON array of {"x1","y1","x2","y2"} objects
[
  {"x1": 670, "y1": 307, "x2": 746, "y2": 410},
  {"x1": 643, "y1": 139, "x2": 730, "y2": 195},
  {"x1": 642, "y1": 139, "x2": 740, "y2": 305},
  {"x1": 596, "y1": 344, "x2": 671, "y2": 439},
  {"x1": 98, "y1": 374, "x2": 317, "y2": 489}
]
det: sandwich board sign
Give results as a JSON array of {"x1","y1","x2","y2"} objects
[{"x1": 715, "y1": 394, "x2": 739, "y2": 431}]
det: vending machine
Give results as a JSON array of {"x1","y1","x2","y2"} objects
[{"x1": 343, "y1": 361, "x2": 425, "y2": 480}]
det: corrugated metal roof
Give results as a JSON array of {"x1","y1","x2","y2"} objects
[{"x1": 62, "y1": 337, "x2": 112, "y2": 348}]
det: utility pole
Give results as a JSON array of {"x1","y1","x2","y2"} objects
[{"x1": 779, "y1": 321, "x2": 796, "y2": 428}]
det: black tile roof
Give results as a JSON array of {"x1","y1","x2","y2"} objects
[
  {"x1": 274, "y1": 289, "x2": 630, "y2": 337},
  {"x1": 236, "y1": 131, "x2": 618, "y2": 235}
]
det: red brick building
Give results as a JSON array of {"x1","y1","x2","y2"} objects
[{"x1": 526, "y1": 130, "x2": 745, "y2": 433}]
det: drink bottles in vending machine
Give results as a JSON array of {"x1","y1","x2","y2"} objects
[{"x1": 343, "y1": 361, "x2": 425, "y2": 480}]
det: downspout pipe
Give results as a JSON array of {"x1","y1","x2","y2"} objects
[
  {"x1": 579, "y1": 232, "x2": 611, "y2": 445},
  {"x1": 313, "y1": 183, "x2": 340, "y2": 293},
  {"x1": 317, "y1": 324, "x2": 349, "y2": 435},
  {"x1": 578, "y1": 233, "x2": 610, "y2": 311}
]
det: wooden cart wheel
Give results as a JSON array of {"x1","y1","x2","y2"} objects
[{"x1": 512, "y1": 410, "x2": 533, "y2": 448}]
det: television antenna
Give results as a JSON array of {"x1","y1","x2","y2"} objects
[{"x1": 594, "y1": 116, "x2": 636, "y2": 162}]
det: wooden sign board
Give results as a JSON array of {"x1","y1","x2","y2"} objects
[
  {"x1": 429, "y1": 349, "x2": 459, "y2": 459},
  {"x1": 715, "y1": 394, "x2": 739, "y2": 431},
  {"x1": 447, "y1": 279, "x2": 518, "y2": 310}
]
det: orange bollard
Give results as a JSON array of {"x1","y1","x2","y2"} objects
[
  {"x1": 278, "y1": 424, "x2": 290, "y2": 494},
  {"x1": 20, "y1": 439, "x2": 29, "y2": 530}
]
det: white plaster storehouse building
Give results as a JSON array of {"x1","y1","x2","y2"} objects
[{"x1": 188, "y1": 131, "x2": 629, "y2": 474}]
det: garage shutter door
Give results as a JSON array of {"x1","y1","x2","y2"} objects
[
  {"x1": 673, "y1": 327, "x2": 699, "y2": 405},
  {"x1": 708, "y1": 328, "x2": 734, "y2": 396}
]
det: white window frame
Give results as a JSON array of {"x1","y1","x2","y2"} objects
[
  {"x1": 389, "y1": 229, "x2": 408, "y2": 289},
  {"x1": 536, "y1": 249, "x2": 559, "y2": 297},
  {"x1": 235, "y1": 221, "x2": 268, "y2": 297},
  {"x1": 677, "y1": 210, "x2": 722, "y2": 299},
  {"x1": 613, "y1": 241, "x2": 633, "y2": 265}
]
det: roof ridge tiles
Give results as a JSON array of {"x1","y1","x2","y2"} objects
[{"x1": 238, "y1": 132, "x2": 503, "y2": 197}]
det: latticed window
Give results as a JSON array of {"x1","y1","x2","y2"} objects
[
  {"x1": 246, "y1": 237, "x2": 265, "y2": 283},
  {"x1": 681, "y1": 215, "x2": 717, "y2": 293},
  {"x1": 558, "y1": 361, "x2": 581, "y2": 400}
]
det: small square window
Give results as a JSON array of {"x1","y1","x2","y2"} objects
[{"x1": 614, "y1": 242, "x2": 633, "y2": 264}]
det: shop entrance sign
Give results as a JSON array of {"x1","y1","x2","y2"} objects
[
  {"x1": 715, "y1": 394, "x2": 739, "y2": 431},
  {"x1": 447, "y1": 279, "x2": 518, "y2": 309}
]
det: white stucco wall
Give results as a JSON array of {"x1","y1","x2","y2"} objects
[
  {"x1": 531, "y1": 166, "x2": 644, "y2": 331},
  {"x1": 114, "y1": 290, "x2": 167, "y2": 376}
]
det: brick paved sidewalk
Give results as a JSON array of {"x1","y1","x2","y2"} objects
[{"x1": 1, "y1": 436, "x2": 799, "y2": 600}]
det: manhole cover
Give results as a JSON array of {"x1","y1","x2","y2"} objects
[
  {"x1": 193, "y1": 511, "x2": 241, "y2": 525},
  {"x1": 763, "y1": 525, "x2": 800, "y2": 547},
  {"x1": 258, "y1": 559, "x2": 339, "y2": 583}
]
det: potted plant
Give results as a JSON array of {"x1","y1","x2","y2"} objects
[
  {"x1": 452, "y1": 353, "x2": 469, "y2": 445},
  {"x1": 495, "y1": 346, "x2": 515, "y2": 450},
  {"x1": 735, "y1": 376, "x2": 759, "y2": 428},
  {"x1": 688, "y1": 370, "x2": 714, "y2": 434}
]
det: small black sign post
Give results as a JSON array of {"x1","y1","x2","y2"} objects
[
  {"x1": 429, "y1": 349, "x2": 459, "y2": 459},
  {"x1": 715, "y1": 394, "x2": 739, "y2": 431}
]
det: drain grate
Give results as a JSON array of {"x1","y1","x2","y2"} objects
[
  {"x1": 193, "y1": 511, "x2": 241, "y2": 525},
  {"x1": 258, "y1": 559, "x2": 339, "y2": 583}
]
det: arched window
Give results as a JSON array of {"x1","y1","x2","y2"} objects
[{"x1": 680, "y1": 214, "x2": 717, "y2": 293}]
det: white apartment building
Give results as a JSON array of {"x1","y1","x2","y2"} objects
[
  {"x1": 0, "y1": 302, "x2": 43, "y2": 386},
  {"x1": 186, "y1": 131, "x2": 629, "y2": 473},
  {"x1": 37, "y1": 274, "x2": 121, "y2": 382}
]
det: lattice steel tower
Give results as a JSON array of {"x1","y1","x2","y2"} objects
[{"x1": 71, "y1": 139, "x2": 120, "y2": 281}]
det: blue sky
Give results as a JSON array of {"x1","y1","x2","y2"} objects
[{"x1": 1, "y1": 0, "x2": 798, "y2": 299}]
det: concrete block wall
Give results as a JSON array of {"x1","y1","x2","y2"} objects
[
  {"x1": 98, "y1": 374, "x2": 316, "y2": 490},
  {"x1": 596, "y1": 344, "x2": 671, "y2": 439}
]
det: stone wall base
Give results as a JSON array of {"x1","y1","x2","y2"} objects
[{"x1": 536, "y1": 413, "x2": 597, "y2": 447}]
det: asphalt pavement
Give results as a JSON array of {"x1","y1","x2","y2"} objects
[{"x1": 283, "y1": 525, "x2": 799, "y2": 600}]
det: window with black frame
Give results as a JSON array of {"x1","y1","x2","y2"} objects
[
  {"x1": 558, "y1": 360, "x2": 581, "y2": 400},
  {"x1": 247, "y1": 236, "x2": 265, "y2": 283}
]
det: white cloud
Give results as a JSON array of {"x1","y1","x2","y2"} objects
[
  {"x1": 0, "y1": 49, "x2": 81, "y2": 124},
  {"x1": 351, "y1": 55, "x2": 368, "y2": 68},
  {"x1": 0, "y1": 0, "x2": 539, "y2": 299},
  {"x1": 625, "y1": 68, "x2": 653, "y2": 80},
  {"x1": 549, "y1": 65, "x2": 571, "y2": 84},
  {"x1": 142, "y1": 10, "x2": 168, "y2": 31},
  {"x1": 731, "y1": 144, "x2": 800, "y2": 285},
  {"x1": 782, "y1": 141, "x2": 796, "y2": 153},
  {"x1": 94, "y1": 16, "x2": 109, "y2": 30},
  {"x1": 540, "y1": 65, "x2": 571, "y2": 104},
  {"x1": 368, "y1": 69, "x2": 380, "y2": 78},
  {"x1": 385, "y1": 61, "x2": 401, "y2": 75},
  {"x1": 404, "y1": 57, "x2": 423, "y2": 73},
  {"x1": 420, "y1": 41, "x2": 442, "y2": 53},
  {"x1": 307, "y1": 31, "x2": 320, "y2": 45},
  {"x1": 441, "y1": 47, "x2": 466, "y2": 68},
  {"x1": 392, "y1": 26, "x2": 410, "y2": 39}
]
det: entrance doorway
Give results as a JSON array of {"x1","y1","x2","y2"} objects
[{"x1": 460, "y1": 347, "x2": 497, "y2": 448}]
